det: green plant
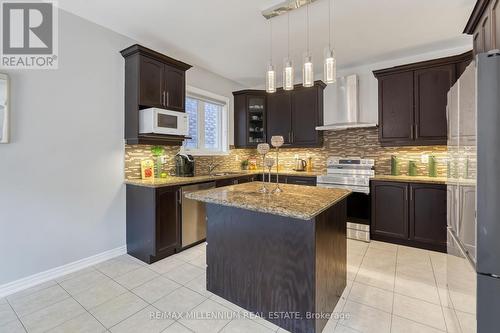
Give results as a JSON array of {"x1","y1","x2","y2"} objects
[
  {"x1": 240, "y1": 159, "x2": 249, "y2": 168},
  {"x1": 150, "y1": 146, "x2": 164, "y2": 156}
]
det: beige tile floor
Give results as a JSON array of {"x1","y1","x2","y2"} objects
[{"x1": 0, "y1": 240, "x2": 476, "y2": 333}]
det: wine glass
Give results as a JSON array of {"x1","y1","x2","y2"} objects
[
  {"x1": 256, "y1": 143, "x2": 270, "y2": 193},
  {"x1": 270, "y1": 136, "x2": 284, "y2": 193},
  {"x1": 264, "y1": 157, "x2": 275, "y2": 184}
]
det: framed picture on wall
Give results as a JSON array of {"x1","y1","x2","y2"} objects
[{"x1": 0, "y1": 74, "x2": 9, "y2": 143}]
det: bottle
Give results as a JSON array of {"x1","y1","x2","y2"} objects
[{"x1": 307, "y1": 156, "x2": 313, "y2": 172}]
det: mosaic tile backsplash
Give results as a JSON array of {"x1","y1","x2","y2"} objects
[{"x1": 124, "y1": 127, "x2": 448, "y2": 179}]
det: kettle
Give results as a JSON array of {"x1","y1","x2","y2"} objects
[{"x1": 293, "y1": 159, "x2": 307, "y2": 172}]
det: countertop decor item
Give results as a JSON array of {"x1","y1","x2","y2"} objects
[
  {"x1": 140, "y1": 159, "x2": 154, "y2": 180},
  {"x1": 240, "y1": 159, "x2": 249, "y2": 170},
  {"x1": 271, "y1": 135, "x2": 284, "y2": 193},
  {"x1": 257, "y1": 143, "x2": 271, "y2": 193},
  {"x1": 151, "y1": 146, "x2": 165, "y2": 178},
  {"x1": 391, "y1": 155, "x2": 399, "y2": 176},
  {"x1": 428, "y1": 155, "x2": 437, "y2": 177},
  {"x1": 265, "y1": 157, "x2": 275, "y2": 184},
  {"x1": 306, "y1": 156, "x2": 313, "y2": 172},
  {"x1": 408, "y1": 160, "x2": 417, "y2": 176}
]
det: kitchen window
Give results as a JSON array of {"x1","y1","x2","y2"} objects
[{"x1": 183, "y1": 86, "x2": 229, "y2": 155}]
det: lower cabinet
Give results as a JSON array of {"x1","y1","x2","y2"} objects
[
  {"x1": 371, "y1": 180, "x2": 447, "y2": 252},
  {"x1": 126, "y1": 185, "x2": 181, "y2": 264}
]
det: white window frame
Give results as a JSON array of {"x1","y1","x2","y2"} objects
[{"x1": 183, "y1": 86, "x2": 230, "y2": 156}]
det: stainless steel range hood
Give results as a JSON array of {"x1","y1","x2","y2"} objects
[{"x1": 316, "y1": 74, "x2": 377, "y2": 131}]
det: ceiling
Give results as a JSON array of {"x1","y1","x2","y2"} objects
[{"x1": 57, "y1": 0, "x2": 476, "y2": 88}]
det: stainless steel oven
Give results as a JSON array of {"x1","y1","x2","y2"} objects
[{"x1": 317, "y1": 157, "x2": 374, "y2": 242}]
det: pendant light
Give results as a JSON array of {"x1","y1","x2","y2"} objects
[
  {"x1": 303, "y1": 3, "x2": 314, "y2": 87},
  {"x1": 283, "y1": 12, "x2": 294, "y2": 91},
  {"x1": 266, "y1": 20, "x2": 276, "y2": 93},
  {"x1": 324, "y1": 0, "x2": 336, "y2": 84}
]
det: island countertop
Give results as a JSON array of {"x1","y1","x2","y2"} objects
[{"x1": 185, "y1": 181, "x2": 351, "y2": 220}]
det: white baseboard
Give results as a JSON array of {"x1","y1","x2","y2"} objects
[{"x1": 0, "y1": 245, "x2": 127, "y2": 298}]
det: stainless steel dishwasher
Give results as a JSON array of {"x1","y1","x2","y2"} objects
[{"x1": 180, "y1": 182, "x2": 215, "y2": 248}]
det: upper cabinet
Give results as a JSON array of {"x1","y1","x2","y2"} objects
[
  {"x1": 233, "y1": 81, "x2": 325, "y2": 148},
  {"x1": 121, "y1": 44, "x2": 192, "y2": 145},
  {"x1": 373, "y1": 52, "x2": 472, "y2": 147},
  {"x1": 465, "y1": 0, "x2": 500, "y2": 55},
  {"x1": 232, "y1": 90, "x2": 268, "y2": 147}
]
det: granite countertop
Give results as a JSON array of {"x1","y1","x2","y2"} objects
[
  {"x1": 185, "y1": 182, "x2": 351, "y2": 220},
  {"x1": 372, "y1": 175, "x2": 447, "y2": 184},
  {"x1": 124, "y1": 170, "x2": 320, "y2": 188}
]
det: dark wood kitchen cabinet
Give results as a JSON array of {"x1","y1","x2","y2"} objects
[
  {"x1": 267, "y1": 90, "x2": 292, "y2": 145},
  {"x1": 291, "y1": 84, "x2": 324, "y2": 146},
  {"x1": 126, "y1": 184, "x2": 181, "y2": 264},
  {"x1": 371, "y1": 181, "x2": 409, "y2": 240},
  {"x1": 371, "y1": 180, "x2": 447, "y2": 252},
  {"x1": 121, "y1": 44, "x2": 192, "y2": 145},
  {"x1": 232, "y1": 90, "x2": 267, "y2": 147},
  {"x1": 409, "y1": 183, "x2": 447, "y2": 250},
  {"x1": 233, "y1": 81, "x2": 324, "y2": 148},
  {"x1": 373, "y1": 51, "x2": 472, "y2": 147},
  {"x1": 465, "y1": 0, "x2": 500, "y2": 55},
  {"x1": 414, "y1": 64, "x2": 456, "y2": 144}
]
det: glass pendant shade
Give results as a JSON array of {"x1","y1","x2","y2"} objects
[
  {"x1": 303, "y1": 55, "x2": 314, "y2": 87},
  {"x1": 324, "y1": 49, "x2": 336, "y2": 84},
  {"x1": 266, "y1": 64, "x2": 276, "y2": 93},
  {"x1": 283, "y1": 58, "x2": 294, "y2": 91}
]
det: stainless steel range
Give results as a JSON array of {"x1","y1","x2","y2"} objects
[{"x1": 317, "y1": 157, "x2": 375, "y2": 242}]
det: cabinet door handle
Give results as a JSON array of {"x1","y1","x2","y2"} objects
[
  {"x1": 414, "y1": 124, "x2": 419, "y2": 138},
  {"x1": 288, "y1": 132, "x2": 291, "y2": 143},
  {"x1": 291, "y1": 131, "x2": 294, "y2": 143},
  {"x1": 166, "y1": 91, "x2": 170, "y2": 106},
  {"x1": 410, "y1": 188, "x2": 413, "y2": 201},
  {"x1": 405, "y1": 189, "x2": 408, "y2": 201},
  {"x1": 162, "y1": 91, "x2": 166, "y2": 106},
  {"x1": 410, "y1": 125, "x2": 414, "y2": 138}
]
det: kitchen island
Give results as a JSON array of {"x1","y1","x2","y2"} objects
[{"x1": 186, "y1": 182, "x2": 351, "y2": 333}]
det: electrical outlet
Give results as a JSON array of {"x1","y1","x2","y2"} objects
[
  {"x1": 235, "y1": 155, "x2": 239, "y2": 161},
  {"x1": 421, "y1": 154, "x2": 429, "y2": 163},
  {"x1": 160, "y1": 156, "x2": 167, "y2": 164},
  {"x1": 294, "y1": 154, "x2": 299, "y2": 159}
]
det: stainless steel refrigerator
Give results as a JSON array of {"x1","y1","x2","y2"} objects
[{"x1": 447, "y1": 52, "x2": 500, "y2": 333}]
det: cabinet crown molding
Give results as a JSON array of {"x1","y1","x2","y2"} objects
[{"x1": 121, "y1": 44, "x2": 192, "y2": 71}]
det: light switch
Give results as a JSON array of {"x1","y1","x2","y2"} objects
[{"x1": 421, "y1": 154, "x2": 429, "y2": 163}]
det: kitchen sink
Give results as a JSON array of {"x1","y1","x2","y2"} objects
[{"x1": 211, "y1": 172, "x2": 243, "y2": 176}]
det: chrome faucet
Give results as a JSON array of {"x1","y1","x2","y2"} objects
[{"x1": 208, "y1": 162, "x2": 221, "y2": 175}]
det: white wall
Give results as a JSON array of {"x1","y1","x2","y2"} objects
[
  {"x1": 322, "y1": 44, "x2": 472, "y2": 125},
  {"x1": 0, "y1": 9, "x2": 243, "y2": 286}
]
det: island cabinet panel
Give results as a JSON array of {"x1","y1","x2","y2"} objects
[
  {"x1": 373, "y1": 51, "x2": 472, "y2": 146},
  {"x1": 205, "y1": 200, "x2": 347, "y2": 333},
  {"x1": 371, "y1": 180, "x2": 447, "y2": 252},
  {"x1": 126, "y1": 184, "x2": 181, "y2": 264},
  {"x1": 371, "y1": 181, "x2": 409, "y2": 240},
  {"x1": 414, "y1": 65, "x2": 456, "y2": 144}
]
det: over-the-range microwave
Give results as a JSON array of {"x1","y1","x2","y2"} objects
[{"x1": 139, "y1": 108, "x2": 189, "y2": 136}]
